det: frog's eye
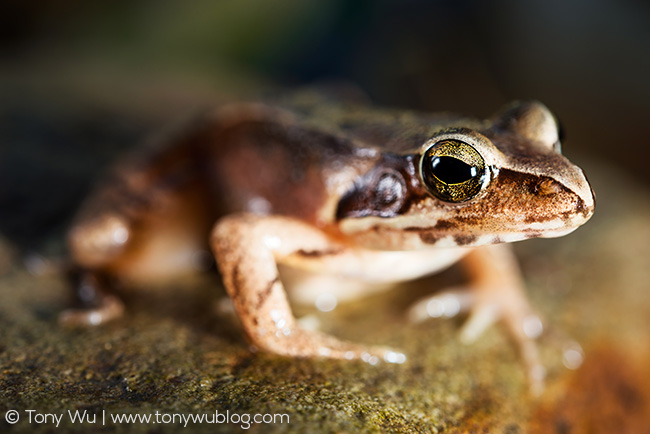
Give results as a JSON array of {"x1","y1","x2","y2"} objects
[{"x1": 420, "y1": 139, "x2": 488, "y2": 202}]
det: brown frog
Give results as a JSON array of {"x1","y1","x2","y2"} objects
[{"x1": 65, "y1": 93, "x2": 595, "y2": 391}]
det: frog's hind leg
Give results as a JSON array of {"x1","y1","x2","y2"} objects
[
  {"x1": 64, "y1": 157, "x2": 215, "y2": 326},
  {"x1": 64, "y1": 202, "x2": 213, "y2": 325},
  {"x1": 59, "y1": 268, "x2": 125, "y2": 326},
  {"x1": 62, "y1": 211, "x2": 133, "y2": 326}
]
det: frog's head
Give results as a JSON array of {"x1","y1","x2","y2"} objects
[{"x1": 336, "y1": 101, "x2": 595, "y2": 249}]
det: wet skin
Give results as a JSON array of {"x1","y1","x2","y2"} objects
[{"x1": 65, "y1": 93, "x2": 595, "y2": 392}]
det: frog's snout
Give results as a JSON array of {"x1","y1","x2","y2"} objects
[
  {"x1": 568, "y1": 169, "x2": 596, "y2": 222},
  {"x1": 528, "y1": 170, "x2": 594, "y2": 236},
  {"x1": 576, "y1": 185, "x2": 596, "y2": 219}
]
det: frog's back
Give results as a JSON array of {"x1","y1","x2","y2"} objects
[
  {"x1": 273, "y1": 92, "x2": 482, "y2": 153},
  {"x1": 77, "y1": 94, "x2": 480, "y2": 229},
  {"x1": 202, "y1": 96, "x2": 481, "y2": 225},
  {"x1": 202, "y1": 102, "x2": 363, "y2": 224}
]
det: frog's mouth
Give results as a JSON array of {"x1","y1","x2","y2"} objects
[
  {"x1": 409, "y1": 218, "x2": 585, "y2": 248},
  {"x1": 438, "y1": 186, "x2": 593, "y2": 247},
  {"x1": 464, "y1": 168, "x2": 595, "y2": 239},
  {"x1": 493, "y1": 222, "x2": 583, "y2": 244},
  {"x1": 478, "y1": 194, "x2": 594, "y2": 245}
]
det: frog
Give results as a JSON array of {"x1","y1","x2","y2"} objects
[{"x1": 64, "y1": 91, "x2": 594, "y2": 389}]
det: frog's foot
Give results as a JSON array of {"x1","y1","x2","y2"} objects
[
  {"x1": 408, "y1": 285, "x2": 545, "y2": 394},
  {"x1": 408, "y1": 285, "x2": 543, "y2": 342},
  {"x1": 59, "y1": 271, "x2": 125, "y2": 326},
  {"x1": 253, "y1": 326, "x2": 407, "y2": 365},
  {"x1": 59, "y1": 294, "x2": 124, "y2": 326}
]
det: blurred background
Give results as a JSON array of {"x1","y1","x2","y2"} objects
[{"x1": 1, "y1": 0, "x2": 649, "y2": 253}]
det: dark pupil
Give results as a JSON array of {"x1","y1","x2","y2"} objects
[{"x1": 430, "y1": 156, "x2": 477, "y2": 184}]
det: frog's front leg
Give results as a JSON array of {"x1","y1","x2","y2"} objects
[
  {"x1": 211, "y1": 213, "x2": 403, "y2": 364},
  {"x1": 409, "y1": 244, "x2": 545, "y2": 392}
]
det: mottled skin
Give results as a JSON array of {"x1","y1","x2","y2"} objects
[{"x1": 66, "y1": 93, "x2": 594, "y2": 390}]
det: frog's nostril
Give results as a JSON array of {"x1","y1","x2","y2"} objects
[{"x1": 534, "y1": 178, "x2": 563, "y2": 196}]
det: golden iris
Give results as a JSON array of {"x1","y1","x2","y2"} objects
[{"x1": 420, "y1": 139, "x2": 487, "y2": 202}]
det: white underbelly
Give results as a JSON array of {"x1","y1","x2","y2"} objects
[
  {"x1": 348, "y1": 247, "x2": 470, "y2": 283},
  {"x1": 282, "y1": 247, "x2": 471, "y2": 306}
]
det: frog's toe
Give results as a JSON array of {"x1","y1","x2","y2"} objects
[
  {"x1": 458, "y1": 301, "x2": 500, "y2": 344},
  {"x1": 380, "y1": 348, "x2": 408, "y2": 364},
  {"x1": 254, "y1": 327, "x2": 406, "y2": 365},
  {"x1": 58, "y1": 294, "x2": 124, "y2": 327},
  {"x1": 408, "y1": 285, "x2": 543, "y2": 343},
  {"x1": 328, "y1": 344, "x2": 407, "y2": 365},
  {"x1": 407, "y1": 286, "x2": 475, "y2": 324},
  {"x1": 407, "y1": 286, "x2": 500, "y2": 341},
  {"x1": 304, "y1": 332, "x2": 407, "y2": 365},
  {"x1": 407, "y1": 285, "x2": 547, "y2": 394},
  {"x1": 467, "y1": 297, "x2": 546, "y2": 395}
]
